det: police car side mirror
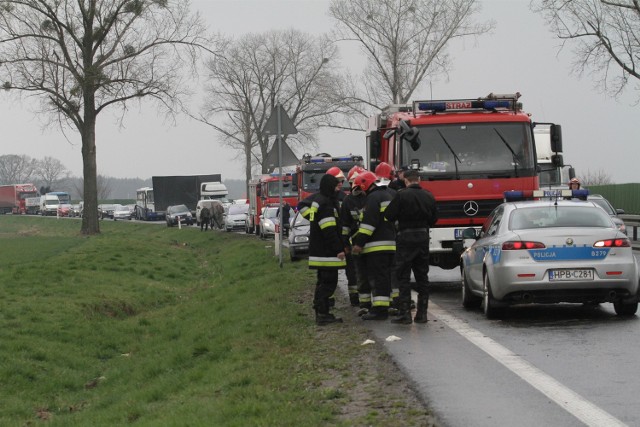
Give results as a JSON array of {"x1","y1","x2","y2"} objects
[{"x1": 462, "y1": 228, "x2": 477, "y2": 239}]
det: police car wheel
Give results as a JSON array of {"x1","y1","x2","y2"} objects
[
  {"x1": 483, "y1": 273, "x2": 504, "y2": 319},
  {"x1": 613, "y1": 300, "x2": 638, "y2": 316},
  {"x1": 462, "y1": 267, "x2": 482, "y2": 309}
]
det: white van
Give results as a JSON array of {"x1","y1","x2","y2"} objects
[{"x1": 40, "y1": 194, "x2": 61, "y2": 216}]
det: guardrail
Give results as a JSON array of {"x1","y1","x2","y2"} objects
[{"x1": 621, "y1": 214, "x2": 640, "y2": 241}]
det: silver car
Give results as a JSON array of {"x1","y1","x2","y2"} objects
[
  {"x1": 461, "y1": 197, "x2": 639, "y2": 319},
  {"x1": 223, "y1": 203, "x2": 249, "y2": 232}
]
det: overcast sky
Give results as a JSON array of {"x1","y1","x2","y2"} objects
[{"x1": 1, "y1": 0, "x2": 638, "y2": 184}]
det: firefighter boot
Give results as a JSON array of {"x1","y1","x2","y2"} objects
[
  {"x1": 316, "y1": 312, "x2": 343, "y2": 326},
  {"x1": 349, "y1": 292, "x2": 360, "y2": 307},
  {"x1": 413, "y1": 295, "x2": 429, "y2": 323},
  {"x1": 391, "y1": 301, "x2": 412, "y2": 325},
  {"x1": 361, "y1": 307, "x2": 389, "y2": 321}
]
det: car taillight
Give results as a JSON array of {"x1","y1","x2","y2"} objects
[
  {"x1": 593, "y1": 238, "x2": 630, "y2": 248},
  {"x1": 502, "y1": 241, "x2": 546, "y2": 250}
]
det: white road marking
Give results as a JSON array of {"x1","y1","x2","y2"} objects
[{"x1": 429, "y1": 302, "x2": 628, "y2": 427}]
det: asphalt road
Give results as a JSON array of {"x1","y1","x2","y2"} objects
[{"x1": 340, "y1": 252, "x2": 640, "y2": 427}]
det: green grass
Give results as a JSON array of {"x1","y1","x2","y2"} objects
[{"x1": 0, "y1": 216, "x2": 436, "y2": 426}]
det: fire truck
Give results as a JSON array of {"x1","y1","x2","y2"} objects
[
  {"x1": 295, "y1": 154, "x2": 364, "y2": 201},
  {"x1": 367, "y1": 92, "x2": 561, "y2": 269},
  {"x1": 0, "y1": 183, "x2": 39, "y2": 214},
  {"x1": 246, "y1": 172, "x2": 298, "y2": 235}
]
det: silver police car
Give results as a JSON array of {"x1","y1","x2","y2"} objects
[{"x1": 461, "y1": 191, "x2": 639, "y2": 319}]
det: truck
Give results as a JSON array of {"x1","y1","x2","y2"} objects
[
  {"x1": 200, "y1": 181, "x2": 229, "y2": 202},
  {"x1": 294, "y1": 154, "x2": 364, "y2": 201},
  {"x1": 0, "y1": 183, "x2": 39, "y2": 214},
  {"x1": 25, "y1": 196, "x2": 41, "y2": 215},
  {"x1": 367, "y1": 92, "x2": 560, "y2": 269},
  {"x1": 135, "y1": 174, "x2": 222, "y2": 221},
  {"x1": 533, "y1": 125, "x2": 574, "y2": 189},
  {"x1": 246, "y1": 172, "x2": 299, "y2": 235}
]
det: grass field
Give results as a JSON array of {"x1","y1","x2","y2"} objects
[{"x1": 0, "y1": 216, "x2": 436, "y2": 426}]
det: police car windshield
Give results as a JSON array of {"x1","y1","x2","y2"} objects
[{"x1": 510, "y1": 206, "x2": 613, "y2": 230}]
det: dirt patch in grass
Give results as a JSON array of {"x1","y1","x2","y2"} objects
[{"x1": 308, "y1": 289, "x2": 440, "y2": 426}]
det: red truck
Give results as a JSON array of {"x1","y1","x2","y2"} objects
[
  {"x1": 367, "y1": 92, "x2": 559, "y2": 269},
  {"x1": 246, "y1": 173, "x2": 298, "y2": 235},
  {"x1": 0, "y1": 183, "x2": 39, "y2": 215}
]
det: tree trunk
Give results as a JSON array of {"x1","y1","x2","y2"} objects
[{"x1": 80, "y1": 112, "x2": 100, "y2": 235}]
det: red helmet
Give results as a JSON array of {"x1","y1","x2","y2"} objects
[
  {"x1": 374, "y1": 162, "x2": 395, "y2": 180},
  {"x1": 353, "y1": 171, "x2": 378, "y2": 193},
  {"x1": 326, "y1": 166, "x2": 345, "y2": 181},
  {"x1": 347, "y1": 165, "x2": 365, "y2": 183}
]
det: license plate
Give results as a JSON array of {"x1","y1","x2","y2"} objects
[{"x1": 549, "y1": 269, "x2": 594, "y2": 281}]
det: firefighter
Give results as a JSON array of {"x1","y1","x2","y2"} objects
[
  {"x1": 340, "y1": 165, "x2": 367, "y2": 308},
  {"x1": 384, "y1": 169, "x2": 438, "y2": 324},
  {"x1": 298, "y1": 173, "x2": 347, "y2": 325},
  {"x1": 374, "y1": 162, "x2": 395, "y2": 187},
  {"x1": 351, "y1": 171, "x2": 396, "y2": 320},
  {"x1": 374, "y1": 162, "x2": 400, "y2": 310},
  {"x1": 388, "y1": 166, "x2": 407, "y2": 191}
]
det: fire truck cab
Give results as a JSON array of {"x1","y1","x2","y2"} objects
[
  {"x1": 294, "y1": 154, "x2": 364, "y2": 202},
  {"x1": 367, "y1": 92, "x2": 559, "y2": 269}
]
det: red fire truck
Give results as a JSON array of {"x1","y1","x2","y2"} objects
[
  {"x1": 0, "y1": 183, "x2": 39, "y2": 214},
  {"x1": 367, "y1": 92, "x2": 559, "y2": 269},
  {"x1": 246, "y1": 172, "x2": 298, "y2": 235},
  {"x1": 295, "y1": 154, "x2": 364, "y2": 201}
]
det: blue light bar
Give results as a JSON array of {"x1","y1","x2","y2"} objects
[{"x1": 414, "y1": 97, "x2": 518, "y2": 113}]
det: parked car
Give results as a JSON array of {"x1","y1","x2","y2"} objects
[
  {"x1": 98, "y1": 203, "x2": 117, "y2": 219},
  {"x1": 223, "y1": 203, "x2": 249, "y2": 232},
  {"x1": 460, "y1": 194, "x2": 639, "y2": 319},
  {"x1": 71, "y1": 204, "x2": 82, "y2": 217},
  {"x1": 56, "y1": 203, "x2": 73, "y2": 217},
  {"x1": 588, "y1": 194, "x2": 626, "y2": 235},
  {"x1": 258, "y1": 206, "x2": 280, "y2": 238},
  {"x1": 166, "y1": 204, "x2": 194, "y2": 227},
  {"x1": 113, "y1": 204, "x2": 133, "y2": 220},
  {"x1": 288, "y1": 211, "x2": 310, "y2": 261}
]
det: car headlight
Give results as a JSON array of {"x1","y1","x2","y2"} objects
[{"x1": 293, "y1": 235, "x2": 309, "y2": 243}]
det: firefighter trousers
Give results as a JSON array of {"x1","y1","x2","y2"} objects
[
  {"x1": 364, "y1": 252, "x2": 394, "y2": 310},
  {"x1": 313, "y1": 269, "x2": 339, "y2": 314},
  {"x1": 395, "y1": 243, "x2": 430, "y2": 305}
]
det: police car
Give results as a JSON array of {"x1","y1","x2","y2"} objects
[{"x1": 460, "y1": 189, "x2": 639, "y2": 319}]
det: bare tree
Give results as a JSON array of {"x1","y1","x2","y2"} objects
[
  {"x1": 532, "y1": 0, "x2": 640, "y2": 99},
  {"x1": 72, "y1": 175, "x2": 112, "y2": 201},
  {"x1": 36, "y1": 156, "x2": 70, "y2": 190},
  {"x1": 199, "y1": 30, "x2": 352, "y2": 183},
  {"x1": 0, "y1": 0, "x2": 213, "y2": 234},
  {"x1": 0, "y1": 154, "x2": 38, "y2": 183},
  {"x1": 580, "y1": 168, "x2": 614, "y2": 186},
  {"x1": 329, "y1": 0, "x2": 494, "y2": 115}
]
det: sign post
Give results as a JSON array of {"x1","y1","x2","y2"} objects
[{"x1": 264, "y1": 104, "x2": 298, "y2": 267}]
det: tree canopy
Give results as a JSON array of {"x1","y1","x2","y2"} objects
[{"x1": 0, "y1": 0, "x2": 213, "y2": 234}]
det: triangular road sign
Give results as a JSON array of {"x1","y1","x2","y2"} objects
[{"x1": 264, "y1": 104, "x2": 298, "y2": 136}]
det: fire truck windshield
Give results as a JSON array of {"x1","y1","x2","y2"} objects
[
  {"x1": 302, "y1": 170, "x2": 352, "y2": 192},
  {"x1": 266, "y1": 180, "x2": 298, "y2": 197},
  {"x1": 400, "y1": 122, "x2": 535, "y2": 177}
]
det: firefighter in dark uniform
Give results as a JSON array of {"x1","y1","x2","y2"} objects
[
  {"x1": 384, "y1": 169, "x2": 438, "y2": 324},
  {"x1": 351, "y1": 171, "x2": 396, "y2": 320},
  {"x1": 374, "y1": 162, "x2": 400, "y2": 310},
  {"x1": 297, "y1": 174, "x2": 347, "y2": 325},
  {"x1": 340, "y1": 165, "x2": 367, "y2": 308}
]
